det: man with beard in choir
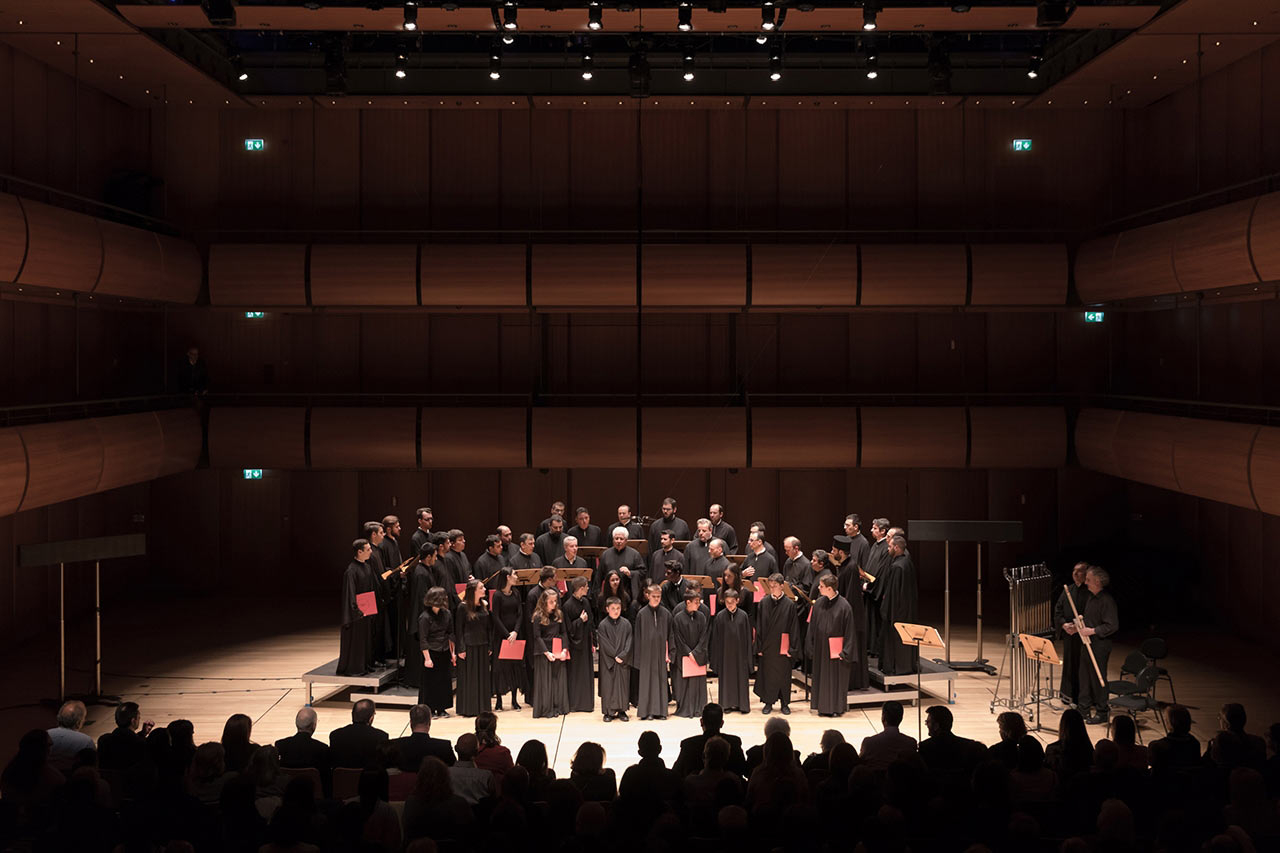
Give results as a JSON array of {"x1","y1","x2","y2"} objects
[
  {"x1": 743, "y1": 530, "x2": 777, "y2": 582},
  {"x1": 684, "y1": 519, "x2": 714, "y2": 576},
  {"x1": 509, "y1": 533, "x2": 543, "y2": 571},
  {"x1": 863, "y1": 518, "x2": 892, "y2": 653},
  {"x1": 710, "y1": 588, "x2": 752, "y2": 714},
  {"x1": 708, "y1": 504, "x2": 739, "y2": 555},
  {"x1": 670, "y1": 589, "x2": 711, "y2": 718},
  {"x1": 647, "y1": 497, "x2": 692, "y2": 556},
  {"x1": 660, "y1": 560, "x2": 694, "y2": 612},
  {"x1": 562, "y1": 576, "x2": 595, "y2": 712},
  {"x1": 877, "y1": 533, "x2": 920, "y2": 676},
  {"x1": 598, "y1": 526, "x2": 646, "y2": 600},
  {"x1": 807, "y1": 574, "x2": 858, "y2": 717},
  {"x1": 634, "y1": 585, "x2": 672, "y2": 720},
  {"x1": 754, "y1": 574, "x2": 799, "y2": 715},
  {"x1": 496, "y1": 525, "x2": 520, "y2": 563},
  {"x1": 651, "y1": 529, "x2": 686, "y2": 579},
  {"x1": 473, "y1": 534, "x2": 507, "y2": 586},
  {"x1": 569, "y1": 507, "x2": 605, "y2": 549},
  {"x1": 614, "y1": 505, "x2": 644, "y2": 540},
  {"x1": 537, "y1": 501, "x2": 567, "y2": 536},
  {"x1": 597, "y1": 597, "x2": 632, "y2": 721},
  {"x1": 535, "y1": 515, "x2": 567, "y2": 565},
  {"x1": 410, "y1": 508, "x2": 434, "y2": 565},
  {"x1": 380, "y1": 515, "x2": 408, "y2": 663},
  {"x1": 553, "y1": 536, "x2": 589, "y2": 569},
  {"x1": 338, "y1": 539, "x2": 375, "y2": 676}
]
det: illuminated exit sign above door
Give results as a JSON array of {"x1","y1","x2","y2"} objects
[
  {"x1": 244, "y1": 138, "x2": 265, "y2": 152},
  {"x1": 1012, "y1": 138, "x2": 1033, "y2": 152}
]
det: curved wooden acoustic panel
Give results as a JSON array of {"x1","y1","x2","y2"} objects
[
  {"x1": 15, "y1": 198, "x2": 102, "y2": 293},
  {"x1": 209, "y1": 407, "x2": 306, "y2": 469},
  {"x1": 18, "y1": 419, "x2": 104, "y2": 511},
  {"x1": 310, "y1": 244, "x2": 418, "y2": 306},
  {"x1": 1172, "y1": 417, "x2": 1259, "y2": 510},
  {"x1": 861, "y1": 407, "x2": 966, "y2": 468},
  {"x1": 641, "y1": 408, "x2": 746, "y2": 468},
  {"x1": 641, "y1": 245, "x2": 746, "y2": 307},
  {"x1": 421, "y1": 244, "x2": 527, "y2": 307},
  {"x1": 750, "y1": 245, "x2": 858, "y2": 307},
  {"x1": 0, "y1": 428, "x2": 27, "y2": 516},
  {"x1": 1251, "y1": 191, "x2": 1280, "y2": 284},
  {"x1": 1073, "y1": 408, "x2": 1123, "y2": 477},
  {"x1": 1113, "y1": 411, "x2": 1180, "y2": 492},
  {"x1": 311, "y1": 407, "x2": 417, "y2": 469},
  {"x1": 1172, "y1": 199, "x2": 1260, "y2": 293},
  {"x1": 420, "y1": 407, "x2": 527, "y2": 468},
  {"x1": 532, "y1": 245, "x2": 635, "y2": 307},
  {"x1": 208, "y1": 244, "x2": 307, "y2": 306},
  {"x1": 531, "y1": 407, "x2": 635, "y2": 468},
  {"x1": 1111, "y1": 218, "x2": 1182, "y2": 298},
  {"x1": 860, "y1": 244, "x2": 966, "y2": 306},
  {"x1": 750, "y1": 407, "x2": 857, "y2": 468},
  {"x1": 154, "y1": 408, "x2": 203, "y2": 477},
  {"x1": 1073, "y1": 235, "x2": 1119, "y2": 305},
  {"x1": 0, "y1": 193, "x2": 27, "y2": 283},
  {"x1": 95, "y1": 221, "x2": 164, "y2": 300},
  {"x1": 969, "y1": 245, "x2": 1068, "y2": 306},
  {"x1": 969, "y1": 407, "x2": 1066, "y2": 468},
  {"x1": 157, "y1": 234, "x2": 203, "y2": 304},
  {"x1": 1249, "y1": 426, "x2": 1280, "y2": 516},
  {"x1": 95, "y1": 412, "x2": 164, "y2": 493}
]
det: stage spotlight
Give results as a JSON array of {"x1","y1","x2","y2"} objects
[
  {"x1": 403, "y1": 2, "x2": 418, "y2": 31},
  {"x1": 231, "y1": 54, "x2": 248, "y2": 81},
  {"x1": 761, "y1": 4, "x2": 775, "y2": 31},
  {"x1": 683, "y1": 48, "x2": 695, "y2": 81},
  {"x1": 588, "y1": 2, "x2": 603, "y2": 30},
  {"x1": 862, "y1": 4, "x2": 878, "y2": 30},
  {"x1": 581, "y1": 46, "x2": 594, "y2": 80},
  {"x1": 490, "y1": 41, "x2": 503, "y2": 79},
  {"x1": 395, "y1": 53, "x2": 408, "y2": 78},
  {"x1": 678, "y1": 3, "x2": 692, "y2": 31},
  {"x1": 769, "y1": 46, "x2": 782, "y2": 81},
  {"x1": 1027, "y1": 55, "x2": 1041, "y2": 79},
  {"x1": 865, "y1": 51, "x2": 878, "y2": 79},
  {"x1": 502, "y1": 3, "x2": 518, "y2": 30}
]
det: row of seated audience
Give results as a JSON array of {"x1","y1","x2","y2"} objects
[{"x1": 3, "y1": 695, "x2": 1279, "y2": 852}]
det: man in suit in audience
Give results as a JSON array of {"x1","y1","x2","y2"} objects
[
  {"x1": 97, "y1": 702, "x2": 153, "y2": 771},
  {"x1": 859, "y1": 700, "x2": 918, "y2": 772},
  {"x1": 276, "y1": 707, "x2": 333, "y2": 796},
  {"x1": 450, "y1": 733, "x2": 497, "y2": 805},
  {"x1": 917, "y1": 705, "x2": 986, "y2": 777},
  {"x1": 329, "y1": 699, "x2": 389, "y2": 769},
  {"x1": 392, "y1": 704, "x2": 456, "y2": 771},
  {"x1": 672, "y1": 703, "x2": 746, "y2": 778},
  {"x1": 618, "y1": 730, "x2": 681, "y2": 803}
]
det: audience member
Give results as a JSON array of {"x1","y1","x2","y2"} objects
[
  {"x1": 96, "y1": 702, "x2": 153, "y2": 771},
  {"x1": 617, "y1": 730, "x2": 680, "y2": 803},
  {"x1": 392, "y1": 704, "x2": 455, "y2": 773},
  {"x1": 403, "y1": 756, "x2": 473, "y2": 842},
  {"x1": 859, "y1": 701, "x2": 918, "y2": 772},
  {"x1": 1046, "y1": 708, "x2": 1095, "y2": 781},
  {"x1": 672, "y1": 703, "x2": 746, "y2": 778},
  {"x1": 744, "y1": 716, "x2": 798, "y2": 777},
  {"x1": 1103, "y1": 714, "x2": 1150, "y2": 771},
  {"x1": 329, "y1": 699, "x2": 389, "y2": 769},
  {"x1": 1009, "y1": 735, "x2": 1058, "y2": 804},
  {"x1": 449, "y1": 733, "x2": 496, "y2": 805},
  {"x1": 46, "y1": 700, "x2": 94, "y2": 774},
  {"x1": 988, "y1": 711, "x2": 1027, "y2": 769},
  {"x1": 1150, "y1": 704, "x2": 1202, "y2": 770},
  {"x1": 568, "y1": 741, "x2": 617, "y2": 802},
  {"x1": 275, "y1": 706, "x2": 333, "y2": 795},
  {"x1": 220, "y1": 712, "x2": 260, "y2": 773},
  {"x1": 917, "y1": 705, "x2": 985, "y2": 779},
  {"x1": 515, "y1": 738, "x2": 556, "y2": 800},
  {"x1": 474, "y1": 710, "x2": 514, "y2": 788},
  {"x1": 1209, "y1": 702, "x2": 1267, "y2": 772}
]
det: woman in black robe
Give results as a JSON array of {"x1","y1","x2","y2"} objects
[
  {"x1": 454, "y1": 580, "x2": 493, "y2": 717},
  {"x1": 489, "y1": 569, "x2": 527, "y2": 711},
  {"x1": 562, "y1": 576, "x2": 596, "y2": 713},
  {"x1": 806, "y1": 574, "x2": 857, "y2": 717},
  {"x1": 596, "y1": 570, "x2": 633, "y2": 622},
  {"x1": 418, "y1": 587, "x2": 455, "y2": 717},
  {"x1": 531, "y1": 588, "x2": 570, "y2": 718}
]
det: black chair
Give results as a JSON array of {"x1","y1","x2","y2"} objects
[
  {"x1": 1108, "y1": 666, "x2": 1166, "y2": 743},
  {"x1": 1139, "y1": 637, "x2": 1176, "y2": 704},
  {"x1": 1106, "y1": 651, "x2": 1148, "y2": 698}
]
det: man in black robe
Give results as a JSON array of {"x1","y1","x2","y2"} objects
[
  {"x1": 650, "y1": 529, "x2": 686, "y2": 579},
  {"x1": 363, "y1": 522, "x2": 396, "y2": 663},
  {"x1": 710, "y1": 588, "x2": 752, "y2": 713},
  {"x1": 379, "y1": 515, "x2": 408, "y2": 661},
  {"x1": 754, "y1": 574, "x2": 799, "y2": 714},
  {"x1": 509, "y1": 533, "x2": 543, "y2": 571},
  {"x1": 1054, "y1": 562, "x2": 1090, "y2": 708},
  {"x1": 844, "y1": 514, "x2": 870, "y2": 580},
  {"x1": 442, "y1": 529, "x2": 472, "y2": 589},
  {"x1": 562, "y1": 576, "x2": 596, "y2": 712},
  {"x1": 685, "y1": 519, "x2": 714, "y2": 575},
  {"x1": 647, "y1": 497, "x2": 692, "y2": 556},
  {"x1": 409, "y1": 507, "x2": 434, "y2": 566},
  {"x1": 598, "y1": 526, "x2": 646, "y2": 600},
  {"x1": 863, "y1": 518, "x2": 892, "y2": 654},
  {"x1": 497, "y1": 525, "x2": 521, "y2": 563},
  {"x1": 660, "y1": 560, "x2": 693, "y2": 612},
  {"x1": 877, "y1": 534, "x2": 919, "y2": 677},
  {"x1": 534, "y1": 515, "x2": 567, "y2": 565},
  {"x1": 338, "y1": 539, "x2": 375, "y2": 676},
  {"x1": 782, "y1": 537, "x2": 810, "y2": 588},
  {"x1": 401, "y1": 545, "x2": 442, "y2": 688},
  {"x1": 1071, "y1": 565, "x2": 1119, "y2": 725},
  {"x1": 830, "y1": 534, "x2": 853, "y2": 586},
  {"x1": 669, "y1": 589, "x2": 711, "y2": 718},
  {"x1": 597, "y1": 597, "x2": 632, "y2": 721},
  {"x1": 708, "y1": 504, "x2": 739, "y2": 555},
  {"x1": 568, "y1": 507, "x2": 605, "y2": 548},
  {"x1": 537, "y1": 501, "x2": 567, "y2": 536},
  {"x1": 553, "y1": 536, "x2": 589, "y2": 570},
  {"x1": 748, "y1": 522, "x2": 778, "y2": 560},
  {"x1": 807, "y1": 574, "x2": 857, "y2": 717},
  {"x1": 704, "y1": 538, "x2": 731, "y2": 585},
  {"x1": 634, "y1": 585, "x2": 672, "y2": 720},
  {"x1": 742, "y1": 530, "x2": 777, "y2": 582},
  {"x1": 473, "y1": 534, "x2": 507, "y2": 585},
  {"x1": 614, "y1": 505, "x2": 645, "y2": 540}
]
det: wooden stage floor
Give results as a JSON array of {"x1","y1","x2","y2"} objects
[{"x1": 3, "y1": 593, "x2": 1277, "y2": 776}]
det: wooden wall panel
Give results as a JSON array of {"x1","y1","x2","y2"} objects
[
  {"x1": 1114, "y1": 411, "x2": 1180, "y2": 492},
  {"x1": 777, "y1": 110, "x2": 847, "y2": 229},
  {"x1": 208, "y1": 244, "x2": 307, "y2": 306},
  {"x1": 0, "y1": 429, "x2": 27, "y2": 516},
  {"x1": 421, "y1": 407, "x2": 526, "y2": 469},
  {"x1": 532, "y1": 244, "x2": 634, "y2": 307},
  {"x1": 1249, "y1": 426, "x2": 1280, "y2": 516},
  {"x1": 777, "y1": 314, "x2": 850, "y2": 393},
  {"x1": 568, "y1": 111, "x2": 638, "y2": 230},
  {"x1": 969, "y1": 244, "x2": 1068, "y2": 306},
  {"x1": 639, "y1": 469, "x2": 708, "y2": 528},
  {"x1": 1073, "y1": 234, "x2": 1119, "y2": 305},
  {"x1": 1172, "y1": 198, "x2": 1260, "y2": 292},
  {"x1": 751, "y1": 244, "x2": 857, "y2": 307},
  {"x1": 969, "y1": 407, "x2": 1066, "y2": 469},
  {"x1": 18, "y1": 420, "x2": 104, "y2": 510},
  {"x1": 641, "y1": 244, "x2": 746, "y2": 306},
  {"x1": 641, "y1": 408, "x2": 746, "y2": 469},
  {"x1": 310, "y1": 407, "x2": 417, "y2": 469},
  {"x1": 429, "y1": 111, "x2": 501, "y2": 230},
  {"x1": 860, "y1": 244, "x2": 966, "y2": 306},
  {"x1": 359, "y1": 111, "x2": 431, "y2": 229},
  {"x1": 95, "y1": 413, "x2": 164, "y2": 493},
  {"x1": 778, "y1": 468, "x2": 845, "y2": 560},
  {"x1": 1252, "y1": 191, "x2": 1280, "y2": 283},
  {"x1": 531, "y1": 408, "x2": 634, "y2": 469},
  {"x1": 208, "y1": 407, "x2": 306, "y2": 469},
  {"x1": 847, "y1": 111, "x2": 916, "y2": 230},
  {"x1": 743, "y1": 110, "x2": 778, "y2": 230},
  {"x1": 0, "y1": 193, "x2": 26, "y2": 282},
  {"x1": 15, "y1": 199, "x2": 102, "y2": 292},
  {"x1": 421, "y1": 244, "x2": 526, "y2": 307},
  {"x1": 639, "y1": 111, "x2": 709, "y2": 231},
  {"x1": 94, "y1": 221, "x2": 163, "y2": 300},
  {"x1": 1173, "y1": 418, "x2": 1259, "y2": 510},
  {"x1": 1103, "y1": 218, "x2": 1180, "y2": 299},
  {"x1": 861, "y1": 407, "x2": 966, "y2": 468},
  {"x1": 155, "y1": 409, "x2": 203, "y2": 477},
  {"x1": 1074, "y1": 408, "x2": 1123, "y2": 476},
  {"x1": 156, "y1": 234, "x2": 204, "y2": 304},
  {"x1": 499, "y1": 468, "x2": 568, "y2": 537},
  {"x1": 751, "y1": 407, "x2": 856, "y2": 469},
  {"x1": 566, "y1": 469, "x2": 638, "y2": 530},
  {"x1": 309, "y1": 244, "x2": 417, "y2": 306},
  {"x1": 706, "y1": 111, "x2": 746, "y2": 229}
]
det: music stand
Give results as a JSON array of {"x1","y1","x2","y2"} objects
[
  {"x1": 554, "y1": 568, "x2": 593, "y2": 582},
  {"x1": 627, "y1": 539, "x2": 650, "y2": 557},
  {"x1": 1018, "y1": 633, "x2": 1062, "y2": 733},
  {"x1": 727, "y1": 554, "x2": 747, "y2": 566},
  {"x1": 673, "y1": 540, "x2": 692, "y2": 552},
  {"x1": 578, "y1": 546, "x2": 607, "y2": 560},
  {"x1": 512, "y1": 568, "x2": 543, "y2": 586},
  {"x1": 894, "y1": 622, "x2": 946, "y2": 741}
]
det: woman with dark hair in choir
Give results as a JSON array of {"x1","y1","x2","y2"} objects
[
  {"x1": 490, "y1": 569, "x2": 526, "y2": 712},
  {"x1": 597, "y1": 569, "x2": 632, "y2": 621},
  {"x1": 531, "y1": 588, "x2": 570, "y2": 718},
  {"x1": 454, "y1": 580, "x2": 494, "y2": 717},
  {"x1": 418, "y1": 587, "x2": 455, "y2": 718},
  {"x1": 716, "y1": 563, "x2": 754, "y2": 619},
  {"x1": 562, "y1": 576, "x2": 596, "y2": 713}
]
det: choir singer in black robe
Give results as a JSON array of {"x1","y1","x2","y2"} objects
[
  {"x1": 669, "y1": 589, "x2": 711, "y2": 718},
  {"x1": 877, "y1": 534, "x2": 919, "y2": 676},
  {"x1": 402, "y1": 545, "x2": 442, "y2": 688},
  {"x1": 552, "y1": 536, "x2": 589, "y2": 570},
  {"x1": 685, "y1": 519, "x2": 714, "y2": 575},
  {"x1": 534, "y1": 515, "x2": 567, "y2": 565},
  {"x1": 454, "y1": 581, "x2": 493, "y2": 717},
  {"x1": 523, "y1": 567, "x2": 557, "y2": 702},
  {"x1": 831, "y1": 534, "x2": 870, "y2": 690},
  {"x1": 569, "y1": 507, "x2": 605, "y2": 548},
  {"x1": 647, "y1": 497, "x2": 692, "y2": 556},
  {"x1": 531, "y1": 588, "x2": 570, "y2": 718},
  {"x1": 807, "y1": 574, "x2": 857, "y2": 717},
  {"x1": 562, "y1": 576, "x2": 596, "y2": 713},
  {"x1": 708, "y1": 504, "x2": 739, "y2": 554},
  {"x1": 410, "y1": 507, "x2": 434, "y2": 561},
  {"x1": 743, "y1": 531, "x2": 776, "y2": 581},
  {"x1": 418, "y1": 587, "x2": 455, "y2": 717},
  {"x1": 710, "y1": 588, "x2": 752, "y2": 713},
  {"x1": 474, "y1": 534, "x2": 508, "y2": 586},
  {"x1": 863, "y1": 519, "x2": 891, "y2": 652},
  {"x1": 634, "y1": 585, "x2": 672, "y2": 720},
  {"x1": 510, "y1": 533, "x2": 543, "y2": 571},
  {"x1": 338, "y1": 539, "x2": 375, "y2": 676},
  {"x1": 754, "y1": 574, "x2": 799, "y2": 715},
  {"x1": 597, "y1": 598, "x2": 632, "y2": 721},
  {"x1": 597, "y1": 527, "x2": 646, "y2": 600},
  {"x1": 490, "y1": 569, "x2": 527, "y2": 711}
]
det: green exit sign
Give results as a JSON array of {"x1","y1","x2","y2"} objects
[
  {"x1": 1013, "y1": 138, "x2": 1033, "y2": 151},
  {"x1": 244, "y1": 311, "x2": 265, "y2": 319},
  {"x1": 242, "y1": 468, "x2": 263, "y2": 480},
  {"x1": 244, "y1": 138, "x2": 265, "y2": 151},
  {"x1": 1084, "y1": 311, "x2": 1105, "y2": 323}
]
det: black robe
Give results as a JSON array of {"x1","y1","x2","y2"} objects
[
  {"x1": 684, "y1": 538, "x2": 712, "y2": 575},
  {"x1": 569, "y1": 524, "x2": 605, "y2": 548},
  {"x1": 704, "y1": 555, "x2": 731, "y2": 585},
  {"x1": 454, "y1": 604, "x2": 493, "y2": 716},
  {"x1": 562, "y1": 594, "x2": 596, "y2": 712},
  {"x1": 523, "y1": 582, "x2": 553, "y2": 689},
  {"x1": 782, "y1": 554, "x2": 811, "y2": 588},
  {"x1": 410, "y1": 528, "x2": 433, "y2": 562},
  {"x1": 401, "y1": 562, "x2": 437, "y2": 687},
  {"x1": 490, "y1": 589, "x2": 528, "y2": 695},
  {"x1": 367, "y1": 548, "x2": 394, "y2": 661},
  {"x1": 647, "y1": 516, "x2": 692, "y2": 556},
  {"x1": 650, "y1": 547, "x2": 686, "y2": 580},
  {"x1": 845, "y1": 571, "x2": 870, "y2": 690},
  {"x1": 633, "y1": 603, "x2": 671, "y2": 719},
  {"x1": 597, "y1": 615, "x2": 632, "y2": 715},
  {"x1": 864, "y1": 538, "x2": 891, "y2": 652},
  {"x1": 534, "y1": 531, "x2": 566, "y2": 565},
  {"x1": 338, "y1": 560, "x2": 373, "y2": 676},
  {"x1": 531, "y1": 617, "x2": 570, "y2": 718},
  {"x1": 509, "y1": 551, "x2": 543, "y2": 571},
  {"x1": 1053, "y1": 581, "x2": 1090, "y2": 703},
  {"x1": 552, "y1": 555, "x2": 589, "y2": 570},
  {"x1": 598, "y1": 546, "x2": 646, "y2": 601},
  {"x1": 710, "y1": 607, "x2": 752, "y2": 711},
  {"x1": 612, "y1": 521, "x2": 644, "y2": 540},
  {"x1": 807, "y1": 594, "x2": 857, "y2": 715},
  {"x1": 878, "y1": 552, "x2": 919, "y2": 676},
  {"x1": 711, "y1": 520, "x2": 739, "y2": 554},
  {"x1": 754, "y1": 594, "x2": 799, "y2": 706},
  {"x1": 418, "y1": 608, "x2": 454, "y2": 712},
  {"x1": 473, "y1": 551, "x2": 507, "y2": 585},
  {"x1": 743, "y1": 549, "x2": 778, "y2": 584},
  {"x1": 443, "y1": 549, "x2": 472, "y2": 589},
  {"x1": 847, "y1": 534, "x2": 869, "y2": 577},
  {"x1": 669, "y1": 607, "x2": 710, "y2": 718},
  {"x1": 714, "y1": 582, "x2": 754, "y2": 621}
]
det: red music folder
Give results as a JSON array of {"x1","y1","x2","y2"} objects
[
  {"x1": 828, "y1": 637, "x2": 843, "y2": 660},
  {"x1": 454, "y1": 583, "x2": 467, "y2": 595},
  {"x1": 754, "y1": 588, "x2": 766, "y2": 603},
  {"x1": 552, "y1": 637, "x2": 569, "y2": 660},
  {"x1": 499, "y1": 638, "x2": 525, "y2": 660},
  {"x1": 682, "y1": 655, "x2": 707, "y2": 677},
  {"x1": 779, "y1": 632, "x2": 789, "y2": 656},
  {"x1": 708, "y1": 594, "x2": 716, "y2": 616},
  {"x1": 356, "y1": 591, "x2": 377, "y2": 616}
]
